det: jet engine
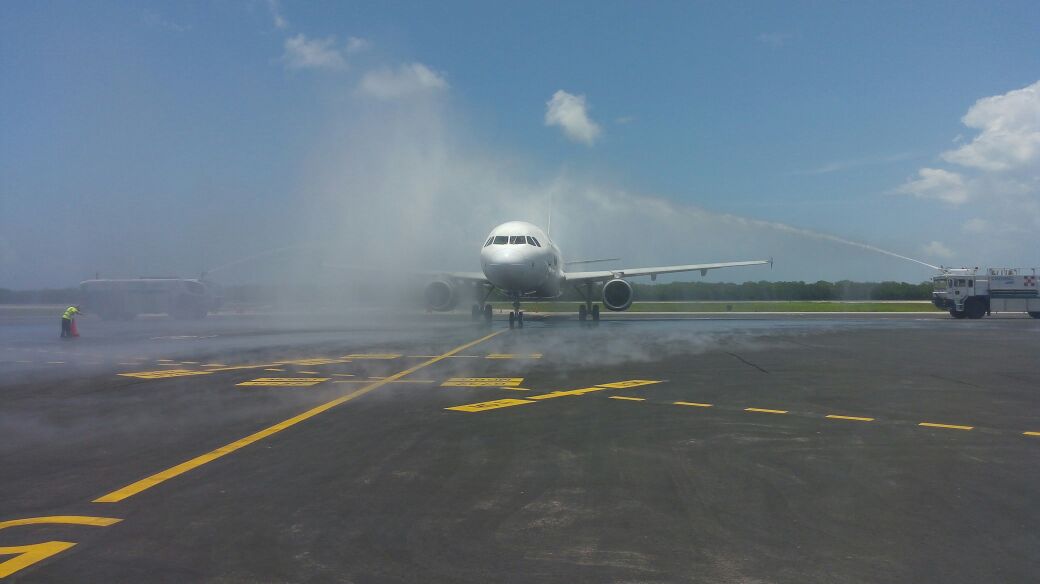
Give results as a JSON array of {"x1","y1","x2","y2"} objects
[
  {"x1": 601, "y1": 278, "x2": 634, "y2": 311},
  {"x1": 424, "y1": 280, "x2": 458, "y2": 311}
]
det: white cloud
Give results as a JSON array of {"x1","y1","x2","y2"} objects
[
  {"x1": 358, "y1": 63, "x2": 448, "y2": 99},
  {"x1": 922, "y1": 241, "x2": 955, "y2": 259},
  {"x1": 282, "y1": 34, "x2": 346, "y2": 70},
  {"x1": 793, "y1": 152, "x2": 917, "y2": 176},
  {"x1": 346, "y1": 37, "x2": 372, "y2": 54},
  {"x1": 267, "y1": 0, "x2": 288, "y2": 29},
  {"x1": 940, "y1": 80, "x2": 1040, "y2": 172},
  {"x1": 896, "y1": 167, "x2": 969, "y2": 204},
  {"x1": 962, "y1": 218, "x2": 990, "y2": 233},
  {"x1": 545, "y1": 90, "x2": 602, "y2": 146}
]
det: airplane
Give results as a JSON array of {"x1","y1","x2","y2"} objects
[{"x1": 423, "y1": 220, "x2": 771, "y2": 328}]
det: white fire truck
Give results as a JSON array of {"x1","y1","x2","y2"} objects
[
  {"x1": 932, "y1": 267, "x2": 1040, "y2": 319},
  {"x1": 80, "y1": 278, "x2": 222, "y2": 321}
]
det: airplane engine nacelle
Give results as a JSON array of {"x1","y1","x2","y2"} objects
[
  {"x1": 601, "y1": 278, "x2": 634, "y2": 311},
  {"x1": 424, "y1": 280, "x2": 458, "y2": 312}
]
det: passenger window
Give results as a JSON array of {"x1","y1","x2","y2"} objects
[
  {"x1": 485, "y1": 237, "x2": 493, "y2": 247},
  {"x1": 493, "y1": 236, "x2": 507, "y2": 244}
]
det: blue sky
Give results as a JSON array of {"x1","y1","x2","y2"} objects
[{"x1": 2, "y1": 1, "x2": 1039, "y2": 288}]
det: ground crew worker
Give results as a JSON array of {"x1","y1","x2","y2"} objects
[{"x1": 61, "y1": 305, "x2": 80, "y2": 338}]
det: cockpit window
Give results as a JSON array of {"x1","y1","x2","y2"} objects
[
  {"x1": 493, "y1": 235, "x2": 508, "y2": 244},
  {"x1": 509, "y1": 235, "x2": 525, "y2": 244},
  {"x1": 528, "y1": 236, "x2": 540, "y2": 247},
  {"x1": 485, "y1": 237, "x2": 493, "y2": 247}
]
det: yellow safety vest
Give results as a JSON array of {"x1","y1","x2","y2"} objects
[{"x1": 63, "y1": 306, "x2": 79, "y2": 320}]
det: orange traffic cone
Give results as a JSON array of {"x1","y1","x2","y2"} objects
[{"x1": 70, "y1": 319, "x2": 80, "y2": 337}]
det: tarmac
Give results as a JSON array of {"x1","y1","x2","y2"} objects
[{"x1": 1, "y1": 310, "x2": 1038, "y2": 583}]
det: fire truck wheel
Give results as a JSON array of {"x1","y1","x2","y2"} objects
[
  {"x1": 964, "y1": 298, "x2": 986, "y2": 319},
  {"x1": 949, "y1": 309, "x2": 966, "y2": 319}
]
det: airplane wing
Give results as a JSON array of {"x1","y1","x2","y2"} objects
[{"x1": 564, "y1": 259, "x2": 771, "y2": 284}]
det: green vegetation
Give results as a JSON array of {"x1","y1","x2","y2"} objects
[{"x1": 521, "y1": 301, "x2": 941, "y2": 313}]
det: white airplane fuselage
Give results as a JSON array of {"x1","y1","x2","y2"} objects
[{"x1": 479, "y1": 221, "x2": 563, "y2": 298}]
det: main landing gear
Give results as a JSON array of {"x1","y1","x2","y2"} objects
[
  {"x1": 575, "y1": 282, "x2": 600, "y2": 325},
  {"x1": 471, "y1": 303, "x2": 494, "y2": 326}
]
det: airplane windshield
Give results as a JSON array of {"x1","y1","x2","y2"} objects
[
  {"x1": 484, "y1": 237, "x2": 493, "y2": 247},
  {"x1": 527, "y1": 236, "x2": 540, "y2": 247},
  {"x1": 493, "y1": 236, "x2": 507, "y2": 244},
  {"x1": 509, "y1": 236, "x2": 525, "y2": 244}
]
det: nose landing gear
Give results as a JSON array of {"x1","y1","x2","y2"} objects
[{"x1": 509, "y1": 298, "x2": 524, "y2": 329}]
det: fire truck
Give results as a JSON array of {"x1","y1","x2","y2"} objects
[
  {"x1": 79, "y1": 278, "x2": 222, "y2": 321},
  {"x1": 931, "y1": 267, "x2": 1040, "y2": 319}
]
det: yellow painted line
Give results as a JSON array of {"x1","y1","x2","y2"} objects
[
  {"x1": 919, "y1": 422, "x2": 973, "y2": 431},
  {"x1": 202, "y1": 363, "x2": 226, "y2": 367},
  {"x1": 826, "y1": 414, "x2": 875, "y2": 422},
  {"x1": 1024, "y1": 431, "x2": 1040, "y2": 437},
  {"x1": 237, "y1": 378, "x2": 330, "y2": 387},
  {"x1": 409, "y1": 354, "x2": 480, "y2": 358},
  {"x1": 94, "y1": 330, "x2": 503, "y2": 503},
  {"x1": 485, "y1": 354, "x2": 516, "y2": 359},
  {"x1": 179, "y1": 361, "x2": 199, "y2": 365},
  {"x1": 332, "y1": 373, "x2": 354, "y2": 377},
  {"x1": 446, "y1": 398, "x2": 534, "y2": 412},
  {"x1": 442, "y1": 377, "x2": 524, "y2": 387},
  {"x1": 528, "y1": 387, "x2": 608, "y2": 400},
  {"x1": 0, "y1": 516, "x2": 122, "y2": 530},
  {"x1": 341, "y1": 353, "x2": 400, "y2": 360},
  {"x1": 264, "y1": 368, "x2": 286, "y2": 372},
  {"x1": 0, "y1": 542, "x2": 77, "y2": 578},
  {"x1": 297, "y1": 370, "x2": 321, "y2": 374},
  {"x1": 502, "y1": 386, "x2": 532, "y2": 391},
  {"x1": 332, "y1": 379, "x2": 435, "y2": 384},
  {"x1": 0, "y1": 516, "x2": 122, "y2": 578},
  {"x1": 278, "y1": 358, "x2": 351, "y2": 366},
  {"x1": 745, "y1": 408, "x2": 788, "y2": 414},
  {"x1": 206, "y1": 363, "x2": 285, "y2": 372},
  {"x1": 596, "y1": 380, "x2": 663, "y2": 389},
  {"x1": 674, "y1": 401, "x2": 713, "y2": 408},
  {"x1": 608, "y1": 396, "x2": 645, "y2": 402},
  {"x1": 118, "y1": 369, "x2": 213, "y2": 379}
]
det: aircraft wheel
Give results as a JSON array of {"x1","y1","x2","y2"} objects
[
  {"x1": 592, "y1": 304, "x2": 600, "y2": 323},
  {"x1": 508, "y1": 311, "x2": 516, "y2": 329},
  {"x1": 578, "y1": 304, "x2": 587, "y2": 322},
  {"x1": 950, "y1": 308, "x2": 966, "y2": 319},
  {"x1": 518, "y1": 311, "x2": 524, "y2": 328},
  {"x1": 484, "y1": 304, "x2": 493, "y2": 325}
]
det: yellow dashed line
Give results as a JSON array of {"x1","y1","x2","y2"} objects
[
  {"x1": 745, "y1": 408, "x2": 788, "y2": 415},
  {"x1": 1024, "y1": 431, "x2": 1040, "y2": 437},
  {"x1": 297, "y1": 370, "x2": 321, "y2": 374},
  {"x1": 826, "y1": 414, "x2": 874, "y2": 422},
  {"x1": 264, "y1": 368, "x2": 286, "y2": 372},
  {"x1": 919, "y1": 422, "x2": 973, "y2": 431},
  {"x1": 608, "y1": 396, "x2": 645, "y2": 402},
  {"x1": 674, "y1": 401, "x2": 713, "y2": 408}
]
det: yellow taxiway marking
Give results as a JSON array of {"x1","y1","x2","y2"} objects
[
  {"x1": 332, "y1": 379, "x2": 435, "y2": 384},
  {"x1": 202, "y1": 363, "x2": 226, "y2": 367},
  {"x1": 264, "y1": 368, "x2": 286, "y2": 372},
  {"x1": 333, "y1": 373, "x2": 354, "y2": 377},
  {"x1": 278, "y1": 358, "x2": 351, "y2": 366},
  {"x1": 826, "y1": 414, "x2": 875, "y2": 422},
  {"x1": 502, "y1": 386, "x2": 532, "y2": 391},
  {"x1": 0, "y1": 516, "x2": 122, "y2": 578},
  {"x1": 297, "y1": 370, "x2": 321, "y2": 374},
  {"x1": 1024, "y1": 431, "x2": 1040, "y2": 437},
  {"x1": 596, "y1": 380, "x2": 663, "y2": 389},
  {"x1": 745, "y1": 408, "x2": 788, "y2": 415},
  {"x1": 441, "y1": 377, "x2": 524, "y2": 387},
  {"x1": 408, "y1": 354, "x2": 480, "y2": 358},
  {"x1": 674, "y1": 401, "x2": 713, "y2": 408},
  {"x1": 237, "y1": 378, "x2": 330, "y2": 387},
  {"x1": 446, "y1": 398, "x2": 535, "y2": 412},
  {"x1": 179, "y1": 361, "x2": 199, "y2": 364},
  {"x1": 118, "y1": 369, "x2": 213, "y2": 380},
  {"x1": 448, "y1": 380, "x2": 664, "y2": 412},
  {"x1": 0, "y1": 516, "x2": 122, "y2": 531},
  {"x1": 341, "y1": 353, "x2": 400, "y2": 360},
  {"x1": 609, "y1": 396, "x2": 645, "y2": 402},
  {"x1": 919, "y1": 422, "x2": 973, "y2": 431},
  {"x1": 485, "y1": 353, "x2": 543, "y2": 359},
  {"x1": 94, "y1": 330, "x2": 503, "y2": 503}
]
